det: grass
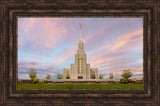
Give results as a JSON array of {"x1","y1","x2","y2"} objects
[{"x1": 17, "y1": 82, "x2": 143, "y2": 89}]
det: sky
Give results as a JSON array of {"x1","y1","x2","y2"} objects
[{"x1": 18, "y1": 17, "x2": 143, "y2": 80}]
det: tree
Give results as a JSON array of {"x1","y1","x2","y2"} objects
[
  {"x1": 121, "y1": 69, "x2": 133, "y2": 80},
  {"x1": 109, "y1": 73, "x2": 114, "y2": 79},
  {"x1": 29, "y1": 68, "x2": 37, "y2": 80},
  {"x1": 91, "y1": 74, "x2": 96, "y2": 79},
  {"x1": 120, "y1": 78, "x2": 128, "y2": 84},
  {"x1": 57, "y1": 73, "x2": 63, "y2": 79},
  {"x1": 99, "y1": 74, "x2": 103, "y2": 79},
  {"x1": 46, "y1": 74, "x2": 51, "y2": 79}
]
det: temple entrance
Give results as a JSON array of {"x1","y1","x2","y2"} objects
[{"x1": 78, "y1": 76, "x2": 83, "y2": 79}]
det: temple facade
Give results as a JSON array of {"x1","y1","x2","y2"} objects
[{"x1": 63, "y1": 24, "x2": 98, "y2": 79}]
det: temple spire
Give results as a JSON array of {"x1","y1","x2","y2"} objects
[
  {"x1": 78, "y1": 24, "x2": 84, "y2": 51},
  {"x1": 80, "y1": 24, "x2": 82, "y2": 40}
]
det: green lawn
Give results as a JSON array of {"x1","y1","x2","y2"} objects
[{"x1": 17, "y1": 82, "x2": 143, "y2": 89}]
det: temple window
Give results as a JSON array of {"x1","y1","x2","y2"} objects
[{"x1": 78, "y1": 59, "x2": 83, "y2": 73}]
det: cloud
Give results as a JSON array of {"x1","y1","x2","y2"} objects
[
  {"x1": 18, "y1": 18, "x2": 37, "y2": 35},
  {"x1": 29, "y1": 61, "x2": 39, "y2": 65},
  {"x1": 18, "y1": 18, "x2": 68, "y2": 50},
  {"x1": 18, "y1": 72, "x2": 57, "y2": 80},
  {"x1": 18, "y1": 73, "x2": 30, "y2": 79},
  {"x1": 84, "y1": 18, "x2": 137, "y2": 43},
  {"x1": 18, "y1": 39, "x2": 24, "y2": 46},
  {"x1": 18, "y1": 61, "x2": 39, "y2": 66},
  {"x1": 18, "y1": 18, "x2": 143, "y2": 80},
  {"x1": 54, "y1": 20, "x2": 143, "y2": 66},
  {"x1": 98, "y1": 66, "x2": 143, "y2": 80},
  {"x1": 89, "y1": 28, "x2": 143, "y2": 54},
  {"x1": 56, "y1": 47, "x2": 76, "y2": 64},
  {"x1": 87, "y1": 28, "x2": 143, "y2": 69},
  {"x1": 18, "y1": 61, "x2": 63, "y2": 79}
]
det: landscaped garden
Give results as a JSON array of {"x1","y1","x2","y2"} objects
[
  {"x1": 18, "y1": 68, "x2": 143, "y2": 89},
  {"x1": 17, "y1": 82, "x2": 143, "y2": 89}
]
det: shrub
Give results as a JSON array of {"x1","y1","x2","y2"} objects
[
  {"x1": 46, "y1": 74, "x2": 51, "y2": 79},
  {"x1": 66, "y1": 75, "x2": 70, "y2": 79},
  {"x1": 99, "y1": 74, "x2": 103, "y2": 79},
  {"x1": 120, "y1": 78, "x2": 128, "y2": 84},
  {"x1": 109, "y1": 73, "x2": 114, "y2": 79},
  {"x1": 121, "y1": 69, "x2": 133, "y2": 80},
  {"x1": 43, "y1": 80, "x2": 48, "y2": 83},
  {"x1": 31, "y1": 79, "x2": 39, "y2": 83},
  {"x1": 30, "y1": 79, "x2": 34, "y2": 83}
]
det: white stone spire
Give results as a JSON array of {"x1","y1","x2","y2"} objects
[
  {"x1": 77, "y1": 24, "x2": 84, "y2": 53},
  {"x1": 80, "y1": 30, "x2": 81, "y2": 40}
]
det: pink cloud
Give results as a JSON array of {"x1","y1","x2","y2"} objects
[
  {"x1": 89, "y1": 28, "x2": 143, "y2": 54},
  {"x1": 87, "y1": 28, "x2": 143, "y2": 67},
  {"x1": 18, "y1": 39, "x2": 24, "y2": 46},
  {"x1": 18, "y1": 18, "x2": 68, "y2": 49},
  {"x1": 54, "y1": 25, "x2": 143, "y2": 68},
  {"x1": 18, "y1": 18, "x2": 37, "y2": 35},
  {"x1": 18, "y1": 61, "x2": 39, "y2": 65},
  {"x1": 56, "y1": 47, "x2": 76, "y2": 64},
  {"x1": 91, "y1": 55, "x2": 141, "y2": 69},
  {"x1": 18, "y1": 60, "x2": 61, "y2": 76},
  {"x1": 30, "y1": 61, "x2": 39, "y2": 65},
  {"x1": 83, "y1": 18, "x2": 138, "y2": 43}
]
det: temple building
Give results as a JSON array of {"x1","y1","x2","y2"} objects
[{"x1": 63, "y1": 24, "x2": 98, "y2": 79}]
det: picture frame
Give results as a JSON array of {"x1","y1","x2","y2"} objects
[{"x1": 0, "y1": 0, "x2": 159, "y2": 105}]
